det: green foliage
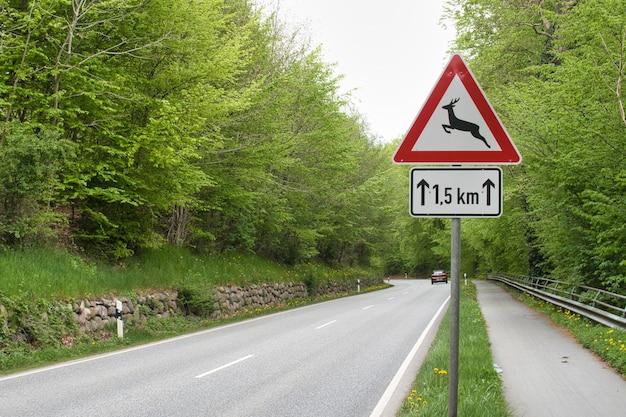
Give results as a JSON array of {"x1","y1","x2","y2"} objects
[
  {"x1": 0, "y1": 0, "x2": 623, "y2": 294},
  {"x1": 176, "y1": 284, "x2": 215, "y2": 317},
  {"x1": 0, "y1": 293, "x2": 78, "y2": 350},
  {"x1": 0, "y1": 247, "x2": 102, "y2": 298},
  {"x1": 2, "y1": 0, "x2": 394, "y2": 265},
  {"x1": 443, "y1": 0, "x2": 626, "y2": 292},
  {"x1": 0, "y1": 246, "x2": 376, "y2": 300},
  {"x1": 0, "y1": 124, "x2": 73, "y2": 246}
]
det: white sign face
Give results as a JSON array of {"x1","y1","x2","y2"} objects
[
  {"x1": 410, "y1": 77, "x2": 503, "y2": 152},
  {"x1": 410, "y1": 167, "x2": 502, "y2": 217}
]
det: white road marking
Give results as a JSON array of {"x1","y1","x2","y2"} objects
[
  {"x1": 369, "y1": 295, "x2": 450, "y2": 417},
  {"x1": 0, "y1": 303, "x2": 318, "y2": 383},
  {"x1": 362, "y1": 305, "x2": 374, "y2": 310},
  {"x1": 387, "y1": 297, "x2": 395, "y2": 300},
  {"x1": 315, "y1": 320, "x2": 337, "y2": 330},
  {"x1": 194, "y1": 354, "x2": 254, "y2": 379}
]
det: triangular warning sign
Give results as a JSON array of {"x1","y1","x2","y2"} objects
[{"x1": 393, "y1": 54, "x2": 521, "y2": 165}]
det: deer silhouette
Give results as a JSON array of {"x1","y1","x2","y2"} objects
[{"x1": 441, "y1": 98, "x2": 490, "y2": 148}]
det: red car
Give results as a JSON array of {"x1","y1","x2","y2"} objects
[{"x1": 431, "y1": 270, "x2": 448, "y2": 284}]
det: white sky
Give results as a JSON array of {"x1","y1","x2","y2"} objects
[{"x1": 254, "y1": 0, "x2": 457, "y2": 143}]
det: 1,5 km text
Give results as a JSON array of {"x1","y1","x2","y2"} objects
[{"x1": 409, "y1": 167, "x2": 502, "y2": 218}]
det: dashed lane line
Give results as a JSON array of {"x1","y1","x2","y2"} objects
[
  {"x1": 315, "y1": 320, "x2": 337, "y2": 330},
  {"x1": 194, "y1": 354, "x2": 254, "y2": 379}
]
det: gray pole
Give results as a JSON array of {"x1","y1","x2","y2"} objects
[{"x1": 448, "y1": 218, "x2": 461, "y2": 417}]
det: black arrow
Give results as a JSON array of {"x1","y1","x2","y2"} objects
[
  {"x1": 416, "y1": 179, "x2": 430, "y2": 206},
  {"x1": 482, "y1": 179, "x2": 495, "y2": 206}
]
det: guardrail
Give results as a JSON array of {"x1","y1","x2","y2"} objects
[{"x1": 487, "y1": 273, "x2": 626, "y2": 330}]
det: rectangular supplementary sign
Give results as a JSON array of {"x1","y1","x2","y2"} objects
[{"x1": 410, "y1": 167, "x2": 502, "y2": 218}]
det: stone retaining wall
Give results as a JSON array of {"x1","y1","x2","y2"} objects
[
  {"x1": 213, "y1": 282, "x2": 308, "y2": 317},
  {"x1": 72, "y1": 279, "x2": 383, "y2": 333},
  {"x1": 72, "y1": 292, "x2": 179, "y2": 332}
]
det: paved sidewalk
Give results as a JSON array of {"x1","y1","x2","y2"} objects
[{"x1": 474, "y1": 280, "x2": 626, "y2": 417}]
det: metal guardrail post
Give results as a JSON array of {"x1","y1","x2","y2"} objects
[{"x1": 593, "y1": 291, "x2": 600, "y2": 308}]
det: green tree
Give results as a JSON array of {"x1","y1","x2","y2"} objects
[{"x1": 447, "y1": 0, "x2": 626, "y2": 290}]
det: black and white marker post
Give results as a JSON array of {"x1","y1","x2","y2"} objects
[{"x1": 115, "y1": 299, "x2": 123, "y2": 339}]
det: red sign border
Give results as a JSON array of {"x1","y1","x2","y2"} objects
[{"x1": 393, "y1": 54, "x2": 521, "y2": 165}]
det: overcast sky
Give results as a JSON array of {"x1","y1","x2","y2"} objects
[{"x1": 255, "y1": 0, "x2": 457, "y2": 143}]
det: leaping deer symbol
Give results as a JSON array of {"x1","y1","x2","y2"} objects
[{"x1": 441, "y1": 98, "x2": 491, "y2": 148}]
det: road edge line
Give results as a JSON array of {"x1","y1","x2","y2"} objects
[{"x1": 369, "y1": 295, "x2": 450, "y2": 417}]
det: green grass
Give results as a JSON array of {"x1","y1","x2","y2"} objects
[
  {"x1": 398, "y1": 281, "x2": 512, "y2": 417},
  {"x1": 0, "y1": 246, "x2": 374, "y2": 299}
]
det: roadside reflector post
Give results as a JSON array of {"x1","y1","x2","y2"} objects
[
  {"x1": 115, "y1": 299, "x2": 124, "y2": 339},
  {"x1": 357, "y1": 279, "x2": 361, "y2": 293}
]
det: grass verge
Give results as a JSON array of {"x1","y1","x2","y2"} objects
[
  {"x1": 0, "y1": 301, "x2": 273, "y2": 374},
  {"x1": 0, "y1": 288, "x2": 385, "y2": 375},
  {"x1": 397, "y1": 281, "x2": 512, "y2": 417}
]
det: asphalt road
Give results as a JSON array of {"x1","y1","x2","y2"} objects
[
  {"x1": 0, "y1": 279, "x2": 450, "y2": 417},
  {"x1": 476, "y1": 280, "x2": 626, "y2": 417}
]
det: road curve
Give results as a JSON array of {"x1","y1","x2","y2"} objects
[{"x1": 0, "y1": 279, "x2": 449, "y2": 417}]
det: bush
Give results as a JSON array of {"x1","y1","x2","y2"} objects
[
  {"x1": 177, "y1": 285, "x2": 215, "y2": 317},
  {"x1": 0, "y1": 294, "x2": 78, "y2": 350},
  {"x1": 0, "y1": 125, "x2": 74, "y2": 247}
]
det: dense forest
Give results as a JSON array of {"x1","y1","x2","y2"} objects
[{"x1": 0, "y1": 0, "x2": 623, "y2": 293}]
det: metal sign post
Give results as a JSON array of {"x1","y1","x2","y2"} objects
[
  {"x1": 448, "y1": 218, "x2": 461, "y2": 417},
  {"x1": 392, "y1": 54, "x2": 521, "y2": 417}
]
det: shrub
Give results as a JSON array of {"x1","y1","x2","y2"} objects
[{"x1": 177, "y1": 285, "x2": 215, "y2": 317}]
